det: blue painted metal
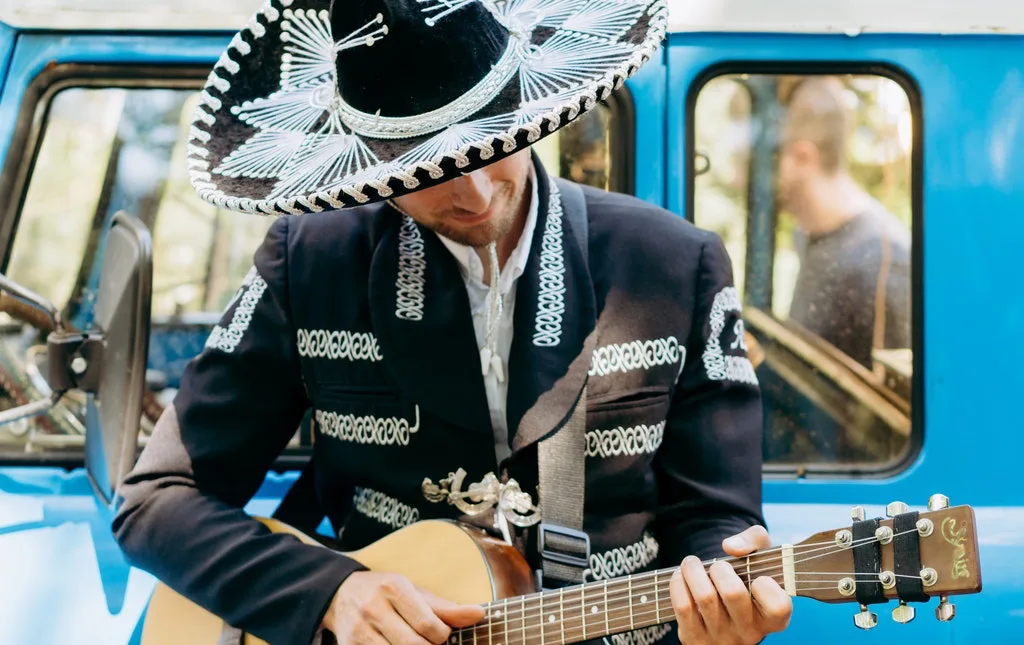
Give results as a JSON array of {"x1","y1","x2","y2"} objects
[
  {"x1": 0, "y1": 23, "x2": 15, "y2": 101},
  {"x1": 0, "y1": 24, "x2": 1019, "y2": 645}
]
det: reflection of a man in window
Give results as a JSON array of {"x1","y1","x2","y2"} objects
[{"x1": 778, "y1": 77, "x2": 911, "y2": 370}]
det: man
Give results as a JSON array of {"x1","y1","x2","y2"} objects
[
  {"x1": 112, "y1": 1, "x2": 792, "y2": 644},
  {"x1": 778, "y1": 76, "x2": 912, "y2": 370}
]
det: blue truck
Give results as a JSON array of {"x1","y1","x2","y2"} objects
[{"x1": 0, "y1": 1, "x2": 1020, "y2": 643}]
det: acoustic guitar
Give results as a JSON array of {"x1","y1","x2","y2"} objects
[{"x1": 141, "y1": 494, "x2": 982, "y2": 644}]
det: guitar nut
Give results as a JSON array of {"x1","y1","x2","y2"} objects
[
  {"x1": 916, "y1": 518, "x2": 934, "y2": 537},
  {"x1": 835, "y1": 529, "x2": 853, "y2": 547},
  {"x1": 921, "y1": 568, "x2": 938, "y2": 587},
  {"x1": 839, "y1": 577, "x2": 856, "y2": 596}
]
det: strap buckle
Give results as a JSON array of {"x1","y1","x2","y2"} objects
[{"x1": 537, "y1": 523, "x2": 591, "y2": 588}]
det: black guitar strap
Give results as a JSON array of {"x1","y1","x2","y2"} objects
[{"x1": 534, "y1": 178, "x2": 591, "y2": 589}]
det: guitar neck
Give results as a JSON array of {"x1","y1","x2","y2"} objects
[{"x1": 451, "y1": 550, "x2": 788, "y2": 644}]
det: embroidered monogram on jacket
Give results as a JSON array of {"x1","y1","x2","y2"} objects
[
  {"x1": 395, "y1": 216, "x2": 426, "y2": 321},
  {"x1": 585, "y1": 532, "x2": 660, "y2": 581},
  {"x1": 297, "y1": 329, "x2": 383, "y2": 361},
  {"x1": 204, "y1": 270, "x2": 269, "y2": 354},
  {"x1": 604, "y1": 623, "x2": 675, "y2": 645},
  {"x1": 702, "y1": 287, "x2": 758, "y2": 386},
  {"x1": 585, "y1": 421, "x2": 666, "y2": 458},
  {"x1": 353, "y1": 487, "x2": 420, "y2": 530},
  {"x1": 315, "y1": 405, "x2": 420, "y2": 446},
  {"x1": 589, "y1": 337, "x2": 684, "y2": 377},
  {"x1": 533, "y1": 180, "x2": 567, "y2": 347}
]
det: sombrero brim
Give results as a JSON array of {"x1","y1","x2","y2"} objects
[{"x1": 187, "y1": 0, "x2": 668, "y2": 216}]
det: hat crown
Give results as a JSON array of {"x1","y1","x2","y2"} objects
[{"x1": 331, "y1": 0, "x2": 510, "y2": 119}]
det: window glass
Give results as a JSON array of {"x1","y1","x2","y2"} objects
[
  {"x1": 0, "y1": 79, "x2": 629, "y2": 458},
  {"x1": 694, "y1": 73, "x2": 915, "y2": 469}
]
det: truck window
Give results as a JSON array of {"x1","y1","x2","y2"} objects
[
  {"x1": 692, "y1": 71, "x2": 918, "y2": 473},
  {"x1": 0, "y1": 69, "x2": 632, "y2": 460}
]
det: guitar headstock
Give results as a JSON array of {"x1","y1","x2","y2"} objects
[{"x1": 787, "y1": 493, "x2": 981, "y2": 628}]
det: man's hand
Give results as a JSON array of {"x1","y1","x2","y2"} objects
[
  {"x1": 669, "y1": 526, "x2": 792, "y2": 645},
  {"x1": 323, "y1": 571, "x2": 485, "y2": 644}
]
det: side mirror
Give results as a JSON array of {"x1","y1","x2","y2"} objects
[
  {"x1": 0, "y1": 212, "x2": 152, "y2": 506},
  {"x1": 85, "y1": 212, "x2": 153, "y2": 506}
]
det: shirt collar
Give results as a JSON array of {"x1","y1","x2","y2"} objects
[{"x1": 436, "y1": 165, "x2": 539, "y2": 295}]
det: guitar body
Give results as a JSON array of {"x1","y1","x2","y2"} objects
[{"x1": 141, "y1": 518, "x2": 536, "y2": 645}]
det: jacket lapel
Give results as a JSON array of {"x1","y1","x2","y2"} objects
[
  {"x1": 369, "y1": 207, "x2": 493, "y2": 437},
  {"x1": 506, "y1": 169, "x2": 598, "y2": 454}
]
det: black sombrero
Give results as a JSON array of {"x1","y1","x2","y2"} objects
[{"x1": 187, "y1": 0, "x2": 668, "y2": 215}]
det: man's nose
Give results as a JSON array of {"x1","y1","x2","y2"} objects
[{"x1": 449, "y1": 170, "x2": 493, "y2": 213}]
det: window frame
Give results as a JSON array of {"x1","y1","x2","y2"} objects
[
  {"x1": 0, "y1": 63, "x2": 636, "y2": 469},
  {"x1": 685, "y1": 61, "x2": 925, "y2": 479}
]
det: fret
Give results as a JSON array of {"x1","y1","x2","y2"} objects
[
  {"x1": 503, "y1": 598, "x2": 509, "y2": 645},
  {"x1": 654, "y1": 571, "x2": 660, "y2": 623},
  {"x1": 580, "y1": 583, "x2": 587, "y2": 641},
  {"x1": 598, "y1": 585, "x2": 606, "y2": 634},
  {"x1": 540, "y1": 591, "x2": 545, "y2": 645},
  {"x1": 559, "y1": 588, "x2": 565, "y2": 644},
  {"x1": 622, "y1": 577, "x2": 630, "y2": 630},
  {"x1": 745, "y1": 555, "x2": 752, "y2": 589},
  {"x1": 521, "y1": 596, "x2": 527, "y2": 645},
  {"x1": 488, "y1": 601, "x2": 492, "y2": 645}
]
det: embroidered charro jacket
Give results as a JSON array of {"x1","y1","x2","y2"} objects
[{"x1": 113, "y1": 169, "x2": 764, "y2": 645}]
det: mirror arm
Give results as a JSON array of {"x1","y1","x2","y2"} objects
[
  {"x1": 0, "y1": 274, "x2": 62, "y2": 331},
  {"x1": 0, "y1": 391, "x2": 62, "y2": 426}
]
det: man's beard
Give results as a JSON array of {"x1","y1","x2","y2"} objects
[{"x1": 428, "y1": 182, "x2": 525, "y2": 248}]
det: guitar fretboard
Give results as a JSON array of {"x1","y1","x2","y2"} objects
[{"x1": 450, "y1": 551, "x2": 787, "y2": 644}]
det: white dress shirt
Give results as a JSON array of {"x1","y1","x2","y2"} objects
[{"x1": 435, "y1": 168, "x2": 539, "y2": 464}]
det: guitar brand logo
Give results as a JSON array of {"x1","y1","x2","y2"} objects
[{"x1": 941, "y1": 517, "x2": 970, "y2": 579}]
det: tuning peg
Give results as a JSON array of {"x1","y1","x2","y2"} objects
[
  {"x1": 928, "y1": 494, "x2": 950, "y2": 511},
  {"x1": 886, "y1": 501, "x2": 910, "y2": 517},
  {"x1": 854, "y1": 604, "x2": 878, "y2": 630},
  {"x1": 936, "y1": 596, "x2": 956, "y2": 621},
  {"x1": 892, "y1": 600, "x2": 916, "y2": 624},
  {"x1": 851, "y1": 505, "x2": 866, "y2": 522}
]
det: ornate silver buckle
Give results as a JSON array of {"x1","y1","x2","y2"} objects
[{"x1": 422, "y1": 468, "x2": 542, "y2": 537}]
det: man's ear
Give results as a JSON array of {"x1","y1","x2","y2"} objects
[{"x1": 789, "y1": 139, "x2": 820, "y2": 170}]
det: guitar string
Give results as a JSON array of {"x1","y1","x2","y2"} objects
[{"x1": 452, "y1": 527, "x2": 923, "y2": 636}]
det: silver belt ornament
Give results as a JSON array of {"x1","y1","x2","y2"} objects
[{"x1": 422, "y1": 468, "x2": 541, "y2": 543}]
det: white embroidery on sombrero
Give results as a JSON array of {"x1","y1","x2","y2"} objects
[
  {"x1": 190, "y1": 0, "x2": 669, "y2": 214},
  {"x1": 533, "y1": 179, "x2": 567, "y2": 347},
  {"x1": 559, "y1": 0, "x2": 646, "y2": 41},
  {"x1": 702, "y1": 286, "x2": 759, "y2": 386},
  {"x1": 271, "y1": 128, "x2": 381, "y2": 199},
  {"x1": 281, "y1": 9, "x2": 388, "y2": 89},
  {"x1": 396, "y1": 216, "x2": 426, "y2": 321},
  {"x1": 217, "y1": 131, "x2": 308, "y2": 180},
  {"x1": 230, "y1": 82, "x2": 330, "y2": 134},
  {"x1": 416, "y1": 0, "x2": 482, "y2": 26},
  {"x1": 393, "y1": 114, "x2": 517, "y2": 170},
  {"x1": 517, "y1": 31, "x2": 634, "y2": 104}
]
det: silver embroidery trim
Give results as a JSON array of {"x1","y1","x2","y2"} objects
[
  {"x1": 315, "y1": 405, "x2": 421, "y2": 446},
  {"x1": 533, "y1": 179, "x2": 567, "y2": 346},
  {"x1": 585, "y1": 421, "x2": 665, "y2": 458},
  {"x1": 396, "y1": 216, "x2": 427, "y2": 321},
  {"x1": 187, "y1": 0, "x2": 669, "y2": 215},
  {"x1": 589, "y1": 337, "x2": 683, "y2": 377},
  {"x1": 297, "y1": 329, "x2": 384, "y2": 361},
  {"x1": 585, "y1": 531, "x2": 660, "y2": 581},
  {"x1": 702, "y1": 287, "x2": 758, "y2": 386},
  {"x1": 353, "y1": 487, "x2": 420, "y2": 529},
  {"x1": 336, "y1": 37, "x2": 521, "y2": 139},
  {"x1": 604, "y1": 623, "x2": 675, "y2": 645},
  {"x1": 204, "y1": 273, "x2": 269, "y2": 354}
]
